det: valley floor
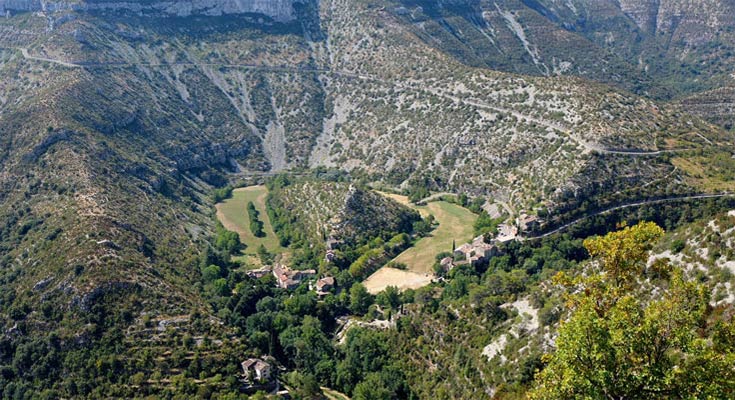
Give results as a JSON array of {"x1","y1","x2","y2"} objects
[
  {"x1": 215, "y1": 185, "x2": 287, "y2": 267},
  {"x1": 364, "y1": 193, "x2": 477, "y2": 294}
]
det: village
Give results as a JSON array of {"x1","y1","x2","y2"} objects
[
  {"x1": 441, "y1": 213, "x2": 541, "y2": 274},
  {"x1": 244, "y1": 211, "x2": 541, "y2": 292},
  {"x1": 245, "y1": 263, "x2": 335, "y2": 294},
  {"x1": 218, "y1": 186, "x2": 544, "y2": 397}
]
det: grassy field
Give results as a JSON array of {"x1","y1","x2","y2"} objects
[
  {"x1": 215, "y1": 185, "x2": 287, "y2": 267},
  {"x1": 364, "y1": 192, "x2": 477, "y2": 293},
  {"x1": 392, "y1": 200, "x2": 478, "y2": 273}
]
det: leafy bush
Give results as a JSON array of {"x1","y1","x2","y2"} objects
[
  {"x1": 214, "y1": 224, "x2": 242, "y2": 255},
  {"x1": 212, "y1": 186, "x2": 233, "y2": 203},
  {"x1": 670, "y1": 238, "x2": 686, "y2": 253},
  {"x1": 247, "y1": 201, "x2": 265, "y2": 237}
]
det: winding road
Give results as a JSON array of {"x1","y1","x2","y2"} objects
[
  {"x1": 527, "y1": 193, "x2": 735, "y2": 239},
  {"x1": 12, "y1": 46, "x2": 696, "y2": 157},
  {"x1": 426, "y1": 88, "x2": 695, "y2": 156},
  {"x1": 19, "y1": 47, "x2": 81, "y2": 68}
]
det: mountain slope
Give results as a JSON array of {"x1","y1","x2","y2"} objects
[
  {"x1": 0, "y1": 0, "x2": 729, "y2": 326},
  {"x1": 385, "y1": 0, "x2": 735, "y2": 101},
  {"x1": 307, "y1": 0, "x2": 731, "y2": 213},
  {"x1": 0, "y1": 0, "x2": 733, "y2": 397}
]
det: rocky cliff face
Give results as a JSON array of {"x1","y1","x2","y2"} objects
[
  {"x1": 619, "y1": 0, "x2": 734, "y2": 43},
  {"x1": 617, "y1": 0, "x2": 659, "y2": 34},
  {"x1": 0, "y1": 0, "x2": 310, "y2": 21},
  {"x1": 391, "y1": 0, "x2": 735, "y2": 101}
]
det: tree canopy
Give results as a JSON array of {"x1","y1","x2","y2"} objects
[{"x1": 530, "y1": 222, "x2": 735, "y2": 399}]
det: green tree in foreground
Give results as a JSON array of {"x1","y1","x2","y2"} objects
[{"x1": 530, "y1": 222, "x2": 735, "y2": 399}]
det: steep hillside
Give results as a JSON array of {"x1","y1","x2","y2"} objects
[
  {"x1": 1, "y1": 0, "x2": 729, "y2": 215},
  {"x1": 387, "y1": 0, "x2": 649, "y2": 92},
  {"x1": 0, "y1": 0, "x2": 733, "y2": 397},
  {"x1": 386, "y1": 0, "x2": 735, "y2": 100},
  {"x1": 681, "y1": 85, "x2": 735, "y2": 130},
  {"x1": 381, "y1": 212, "x2": 735, "y2": 399},
  {"x1": 307, "y1": 0, "x2": 731, "y2": 216},
  {"x1": 0, "y1": 10, "x2": 276, "y2": 398},
  {"x1": 0, "y1": 0, "x2": 728, "y2": 337},
  {"x1": 0, "y1": 0, "x2": 314, "y2": 21}
]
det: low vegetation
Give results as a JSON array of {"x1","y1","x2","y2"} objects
[
  {"x1": 531, "y1": 222, "x2": 735, "y2": 398},
  {"x1": 247, "y1": 201, "x2": 265, "y2": 238}
]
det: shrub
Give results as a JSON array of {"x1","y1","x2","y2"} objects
[
  {"x1": 212, "y1": 186, "x2": 233, "y2": 203},
  {"x1": 670, "y1": 239, "x2": 686, "y2": 253},
  {"x1": 247, "y1": 202, "x2": 265, "y2": 237}
]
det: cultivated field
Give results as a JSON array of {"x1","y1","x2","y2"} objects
[
  {"x1": 364, "y1": 192, "x2": 477, "y2": 293},
  {"x1": 215, "y1": 185, "x2": 287, "y2": 266},
  {"x1": 363, "y1": 267, "x2": 435, "y2": 294}
]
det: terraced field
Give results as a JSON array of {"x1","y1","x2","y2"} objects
[
  {"x1": 364, "y1": 193, "x2": 477, "y2": 294},
  {"x1": 215, "y1": 185, "x2": 287, "y2": 266}
]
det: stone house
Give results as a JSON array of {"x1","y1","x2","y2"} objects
[
  {"x1": 241, "y1": 358, "x2": 272, "y2": 383},
  {"x1": 312, "y1": 276, "x2": 335, "y2": 297},
  {"x1": 454, "y1": 235, "x2": 499, "y2": 267},
  {"x1": 518, "y1": 213, "x2": 540, "y2": 232},
  {"x1": 273, "y1": 264, "x2": 316, "y2": 289},
  {"x1": 439, "y1": 256, "x2": 454, "y2": 272}
]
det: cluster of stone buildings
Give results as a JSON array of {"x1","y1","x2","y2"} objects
[
  {"x1": 245, "y1": 263, "x2": 336, "y2": 295},
  {"x1": 495, "y1": 213, "x2": 540, "y2": 242},
  {"x1": 454, "y1": 235, "x2": 499, "y2": 267},
  {"x1": 272, "y1": 264, "x2": 316, "y2": 290},
  {"x1": 440, "y1": 212, "x2": 541, "y2": 273},
  {"x1": 441, "y1": 235, "x2": 499, "y2": 272}
]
